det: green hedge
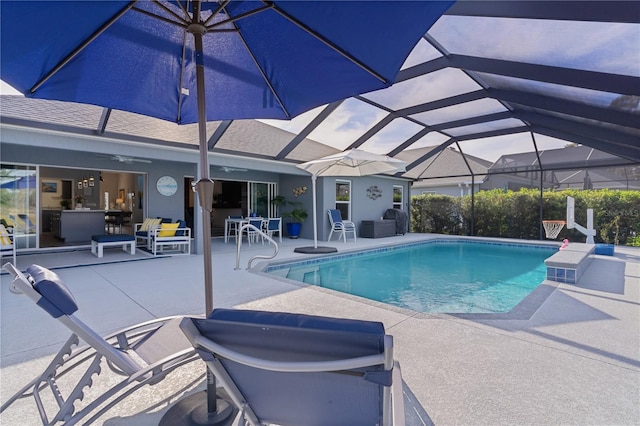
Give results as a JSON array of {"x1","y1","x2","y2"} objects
[{"x1": 410, "y1": 189, "x2": 640, "y2": 246}]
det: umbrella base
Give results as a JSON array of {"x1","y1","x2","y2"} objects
[
  {"x1": 294, "y1": 246, "x2": 338, "y2": 254},
  {"x1": 159, "y1": 390, "x2": 237, "y2": 426}
]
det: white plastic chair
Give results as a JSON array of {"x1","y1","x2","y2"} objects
[
  {"x1": 327, "y1": 209, "x2": 357, "y2": 242},
  {"x1": 246, "y1": 218, "x2": 264, "y2": 245},
  {"x1": 264, "y1": 217, "x2": 282, "y2": 243}
]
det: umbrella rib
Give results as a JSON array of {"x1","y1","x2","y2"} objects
[
  {"x1": 29, "y1": 1, "x2": 137, "y2": 94},
  {"x1": 218, "y1": 3, "x2": 291, "y2": 118},
  {"x1": 134, "y1": 3, "x2": 189, "y2": 28},
  {"x1": 148, "y1": 1, "x2": 190, "y2": 25},
  {"x1": 268, "y1": 2, "x2": 388, "y2": 84},
  {"x1": 206, "y1": 3, "x2": 275, "y2": 31},
  {"x1": 202, "y1": 0, "x2": 230, "y2": 26}
]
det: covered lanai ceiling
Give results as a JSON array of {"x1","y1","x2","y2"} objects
[{"x1": 1, "y1": 1, "x2": 638, "y2": 177}]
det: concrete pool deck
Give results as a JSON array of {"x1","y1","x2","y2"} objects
[{"x1": 1, "y1": 234, "x2": 638, "y2": 425}]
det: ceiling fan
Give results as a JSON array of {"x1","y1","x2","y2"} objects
[{"x1": 98, "y1": 154, "x2": 152, "y2": 164}]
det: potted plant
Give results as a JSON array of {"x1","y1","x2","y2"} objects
[
  {"x1": 59, "y1": 199, "x2": 70, "y2": 210},
  {"x1": 271, "y1": 196, "x2": 308, "y2": 239},
  {"x1": 75, "y1": 195, "x2": 84, "y2": 209}
]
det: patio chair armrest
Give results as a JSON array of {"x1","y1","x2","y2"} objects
[
  {"x1": 151, "y1": 227, "x2": 191, "y2": 239},
  {"x1": 391, "y1": 360, "x2": 405, "y2": 426}
]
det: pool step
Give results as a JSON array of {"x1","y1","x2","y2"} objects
[
  {"x1": 285, "y1": 266, "x2": 321, "y2": 285},
  {"x1": 544, "y1": 243, "x2": 603, "y2": 285}
]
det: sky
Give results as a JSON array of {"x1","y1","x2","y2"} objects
[{"x1": 1, "y1": 81, "x2": 20, "y2": 96}]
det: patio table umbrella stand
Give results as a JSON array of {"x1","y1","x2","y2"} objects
[
  {"x1": 296, "y1": 149, "x2": 407, "y2": 254},
  {"x1": 0, "y1": 1, "x2": 453, "y2": 424}
]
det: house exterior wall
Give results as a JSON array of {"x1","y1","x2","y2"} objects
[
  {"x1": 325, "y1": 176, "x2": 410, "y2": 239},
  {"x1": 2, "y1": 126, "x2": 411, "y2": 249},
  {"x1": 275, "y1": 175, "x2": 410, "y2": 241}
]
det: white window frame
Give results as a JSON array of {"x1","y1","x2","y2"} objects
[
  {"x1": 393, "y1": 185, "x2": 403, "y2": 210},
  {"x1": 335, "y1": 179, "x2": 351, "y2": 220}
]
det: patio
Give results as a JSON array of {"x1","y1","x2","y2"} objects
[{"x1": 1, "y1": 234, "x2": 638, "y2": 425}]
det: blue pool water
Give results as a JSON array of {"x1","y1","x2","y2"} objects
[{"x1": 266, "y1": 240, "x2": 555, "y2": 314}]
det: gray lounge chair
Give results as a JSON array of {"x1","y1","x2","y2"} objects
[
  {"x1": 1, "y1": 263, "x2": 199, "y2": 425},
  {"x1": 179, "y1": 308, "x2": 405, "y2": 425}
]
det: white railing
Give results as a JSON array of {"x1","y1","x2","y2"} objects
[{"x1": 235, "y1": 223, "x2": 279, "y2": 270}]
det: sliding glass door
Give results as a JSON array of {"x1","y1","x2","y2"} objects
[
  {"x1": 1, "y1": 163, "x2": 38, "y2": 249},
  {"x1": 248, "y1": 182, "x2": 277, "y2": 217}
]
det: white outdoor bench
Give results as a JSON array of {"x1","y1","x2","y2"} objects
[{"x1": 91, "y1": 234, "x2": 136, "y2": 258}]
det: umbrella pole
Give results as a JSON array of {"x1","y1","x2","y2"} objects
[
  {"x1": 194, "y1": 20, "x2": 237, "y2": 425},
  {"x1": 160, "y1": 7, "x2": 236, "y2": 424},
  {"x1": 312, "y1": 175, "x2": 318, "y2": 249},
  {"x1": 293, "y1": 174, "x2": 336, "y2": 255}
]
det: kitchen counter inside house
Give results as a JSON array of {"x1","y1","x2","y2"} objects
[{"x1": 51, "y1": 210, "x2": 105, "y2": 243}]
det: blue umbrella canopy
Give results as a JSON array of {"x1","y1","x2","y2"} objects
[
  {"x1": 1, "y1": 1, "x2": 453, "y2": 123},
  {"x1": 1, "y1": 0, "x2": 453, "y2": 315}
]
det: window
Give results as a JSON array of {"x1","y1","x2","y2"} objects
[
  {"x1": 393, "y1": 185, "x2": 403, "y2": 210},
  {"x1": 335, "y1": 180, "x2": 351, "y2": 220}
]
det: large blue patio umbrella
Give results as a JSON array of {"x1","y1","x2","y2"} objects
[
  {"x1": 1, "y1": 0, "x2": 453, "y2": 314},
  {"x1": 1, "y1": 0, "x2": 453, "y2": 422}
]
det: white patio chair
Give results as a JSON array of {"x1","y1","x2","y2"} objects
[
  {"x1": 264, "y1": 217, "x2": 282, "y2": 243},
  {"x1": 246, "y1": 218, "x2": 265, "y2": 245},
  {"x1": 327, "y1": 209, "x2": 357, "y2": 242}
]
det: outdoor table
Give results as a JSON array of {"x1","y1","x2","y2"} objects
[
  {"x1": 224, "y1": 217, "x2": 247, "y2": 243},
  {"x1": 224, "y1": 217, "x2": 268, "y2": 243}
]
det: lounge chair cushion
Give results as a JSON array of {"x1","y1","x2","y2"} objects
[
  {"x1": 158, "y1": 222, "x2": 179, "y2": 237},
  {"x1": 91, "y1": 234, "x2": 135, "y2": 243},
  {"x1": 208, "y1": 308, "x2": 384, "y2": 335},
  {"x1": 195, "y1": 309, "x2": 386, "y2": 363},
  {"x1": 26, "y1": 265, "x2": 78, "y2": 318},
  {"x1": 140, "y1": 217, "x2": 161, "y2": 232}
]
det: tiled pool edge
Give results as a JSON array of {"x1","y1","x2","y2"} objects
[
  {"x1": 544, "y1": 243, "x2": 595, "y2": 285},
  {"x1": 263, "y1": 237, "x2": 557, "y2": 273}
]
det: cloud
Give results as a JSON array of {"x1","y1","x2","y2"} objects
[
  {"x1": 1, "y1": 80, "x2": 22, "y2": 96},
  {"x1": 306, "y1": 98, "x2": 388, "y2": 150},
  {"x1": 430, "y1": 16, "x2": 639, "y2": 76}
]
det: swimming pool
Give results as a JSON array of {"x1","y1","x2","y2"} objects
[{"x1": 265, "y1": 240, "x2": 556, "y2": 314}]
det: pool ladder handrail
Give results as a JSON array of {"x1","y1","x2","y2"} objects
[{"x1": 235, "y1": 223, "x2": 279, "y2": 270}]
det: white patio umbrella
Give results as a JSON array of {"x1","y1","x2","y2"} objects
[{"x1": 296, "y1": 149, "x2": 407, "y2": 252}]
